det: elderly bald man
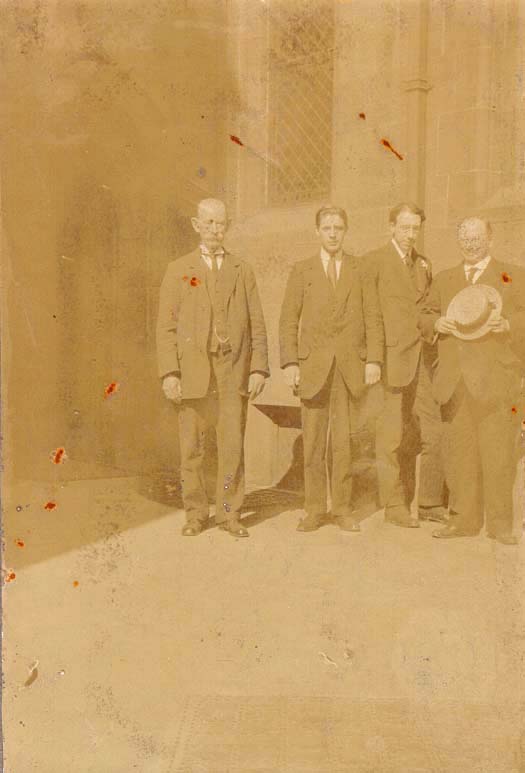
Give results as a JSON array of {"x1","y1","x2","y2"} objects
[
  {"x1": 157, "y1": 198, "x2": 269, "y2": 538},
  {"x1": 420, "y1": 216, "x2": 525, "y2": 544}
]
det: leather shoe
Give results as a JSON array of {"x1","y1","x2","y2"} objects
[
  {"x1": 219, "y1": 520, "x2": 249, "y2": 538},
  {"x1": 182, "y1": 522, "x2": 204, "y2": 536},
  {"x1": 487, "y1": 532, "x2": 519, "y2": 545},
  {"x1": 336, "y1": 515, "x2": 361, "y2": 533},
  {"x1": 385, "y1": 506, "x2": 419, "y2": 529},
  {"x1": 297, "y1": 513, "x2": 323, "y2": 532},
  {"x1": 432, "y1": 525, "x2": 479, "y2": 539},
  {"x1": 418, "y1": 505, "x2": 447, "y2": 523}
]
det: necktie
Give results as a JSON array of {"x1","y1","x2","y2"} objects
[
  {"x1": 327, "y1": 256, "x2": 337, "y2": 288},
  {"x1": 201, "y1": 246, "x2": 224, "y2": 270},
  {"x1": 466, "y1": 266, "x2": 476, "y2": 284},
  {"x1": 403, "y1": 254, "x2": 417, "y2": 288}
]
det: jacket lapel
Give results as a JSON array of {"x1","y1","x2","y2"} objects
[
  {"x1": 476, "y1": 257, "x2": 501, "y2": 287},
  {"x1": 335, "y1": 253, "x2": 355, "y2": 302},
  {"x1": 186, "y1": 248, "x2": 203, "y2": 274},
  {"x1": 218, "y1": 251, "x2": 241, "y2": 305},
  {"x1": 307, "y1": 253, "x2": 355, "y2": 302},
  {"x1": 307, "y1": 255, "x2": 333, "y2": 302},
  {"x1": 188, "y1": 249, "x2": 241, "y2": 303},
  {"x1": 475, "y1": 258, "x2": 513, "y2": 314},
  {"x1": 413, "y1": 251, "x2": 430, "y2": 300},
  {"x1": 386, "y1": 242, "x2": 416, "y2": 298},
  {"x1": 444, "y1": 264, "x2": 470, "y2": 310}
]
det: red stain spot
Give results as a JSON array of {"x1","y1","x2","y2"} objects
[
  {"x1": 182, "y1": 275, "x2": 189, "y2": 282},
  {"x1": 190, "y1": 276, "x2": 201, "y2": 287},
  {"x1": 52, "y1": 447, "x2": 66, "y2": 464},
  {"x1": 230, "y1": 134, "x2": 244, "y2": 147},
  {"x1": 380, "y1": 138, "x2": 403, "y2": 160},
  {"x1": 24, "y1": 666, "x2": 39, "y2": 688},
  {"x1": 104, "y1": 382, "x2": 119, "y2": 398},
  {"x1": 511, "y1": 406, "x2": 518, "y2": 414},
  {"x1": 502, "y1": 272, "x2": 512, "y2": 283},
  {"x1": 44, "y1": 501, "x2": 57, "y2": 511},
  {"x1": 5, "y1": 572, "x2": 16, "y2": 583},
  {"x1": 73, "y1": 581, "x2": 79, "y2": 588},
  {"x1": 358, "y1": 112, "x2": 366, "y2": 120},
  {"x1": 15, "y1": 539, "x2": 25, "y2": 548}
]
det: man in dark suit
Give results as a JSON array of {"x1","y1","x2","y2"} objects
[
  {"x1": 362, "y1": 203, "x2": 446, "y2": 528},
  {"x1": 156, "y1": 198, "x2": 269, "y2": 538},
  {"x1": 419, "y1": 216, "x2": 525, "y2": 544},
  {"x1": 279, "y1": 205, "x2": 384, "y2": 533}
]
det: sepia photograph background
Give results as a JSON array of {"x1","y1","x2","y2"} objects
[{"x1": 2, "y1": 1, "x2": 525, "y2": 771}]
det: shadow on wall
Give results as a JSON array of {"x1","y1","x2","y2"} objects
[{"x1": 3, "y1": 0, "x2": 235, "y2": 483}]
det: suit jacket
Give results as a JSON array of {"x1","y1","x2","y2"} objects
[
  {"x1": 419, "y1": 258, "x2": 525, "y2": 405},
  {"x1": 362, "y1": 241, "x2": 433, "y2": 388},
  {"x1": 279, "y1": 253, "x2": 384, "y2": 400},
  {"x1": 156, "y1": 248, "x2": 269, "y2": 399}
]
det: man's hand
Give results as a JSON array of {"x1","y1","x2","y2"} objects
[
  {"x1": 434, "y1": 317, "x2": 457, "y2": 335},
  {"x1": 487, "y1": 314, "x2": 510, "y2": 334},
  {"x1": 283, "y1": 364, "x2": 300, "y2": 391},
  {"x1": 162, "y1": 374, "x2": 182, "y2": 403},
  {"x1": 248, "y1": 372, "x2": 266, "y2": 401},
  {"x1": 365, "y1": 362, "x2": 381, "y2": 385}
]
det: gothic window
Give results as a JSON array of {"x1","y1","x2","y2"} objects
[{"x1": 267, "y1": 0, "x2": 335, "y2": 206}]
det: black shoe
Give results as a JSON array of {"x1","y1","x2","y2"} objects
[
  {"x1": 219, "y1": 519, "x2": 249, "y2": 538},
  {"x1": 336, "y1": 515, "x2": 361, "y2": 533},
  {"x1": 182, "y1": 522, "x2": 204, "y2": 536},
  {"x1": 297, "y1": 513, "x2": 323, "y2": 532},
  {"x1": 385, "y1": 505, "x2": 420, "y2": 529},
  {"x1": 418, "y1": 505, "x2": 447, "y2": 523},
  {"x1": 432, "y1": 525, "x2": 479, "y2": 539}
]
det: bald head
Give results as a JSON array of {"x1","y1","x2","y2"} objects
[
  {"x1": 198, "y1": 198, "x2": 227, "y2": 220},
  {"x1": 192, "y1": 198, "x2": 228, "y2": 250},
  {"x1": 457, "y1": 217, "x2": 493, "y2": 265}
]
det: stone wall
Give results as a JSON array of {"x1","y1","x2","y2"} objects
[{"x1": 3, "y1": 0, "x2": 232, "y2": 481}]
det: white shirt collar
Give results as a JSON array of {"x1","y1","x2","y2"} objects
[
  {"x1": 320, "y1": 248, "x2": 343, "y2": 281},
  {"x1": 200, "y1": 244, "x2": 225, "y2": 258},
  {"x1": 391, "y1": 238, "x2": 412, "y2": 261},
  {"x1": 320, "y1": 247, "x2": 343, "y2": 264},
  {"x1": 464, "y1": 254, "x2": 491, "y2": 273},
  {"x1": 200, "y1": 244, "x2": 225, "y2": 270}
]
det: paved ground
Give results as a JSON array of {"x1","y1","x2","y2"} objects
[{"x1": 3, "y1": 477, "x2": 525, "y2": 772}]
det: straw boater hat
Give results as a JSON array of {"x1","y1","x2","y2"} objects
[{"x1": 446, "y1": 284, "x2": 503, "y2": 341}]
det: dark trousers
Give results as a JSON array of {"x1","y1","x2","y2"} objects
[
  {"x1": 301, "y1": 364, "x2": 354, "y2": 518},
  {"x1": 376, "y1": 355, "x2": 444, "y2": 509},
  {"x1": 441, "y1": 380, "x2": 520, "y2": 536},
  {"x1": 177, "y1": 351, "x2": 247, "y2": 525}
]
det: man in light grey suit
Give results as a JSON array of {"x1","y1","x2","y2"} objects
[{"x1": 157, "y1": 198, "x2": 269, "y2": 538}]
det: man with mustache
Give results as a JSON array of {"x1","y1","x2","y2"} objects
[
  {"x1": 419, "y1": 216, "x2": 525, "y2": 544},
  {"x1": 362, "y1": 203, "x2": 446, "y2": 528},
  {"x1": 157, "y1": 198, "x2": 269, "y2": 538}
]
